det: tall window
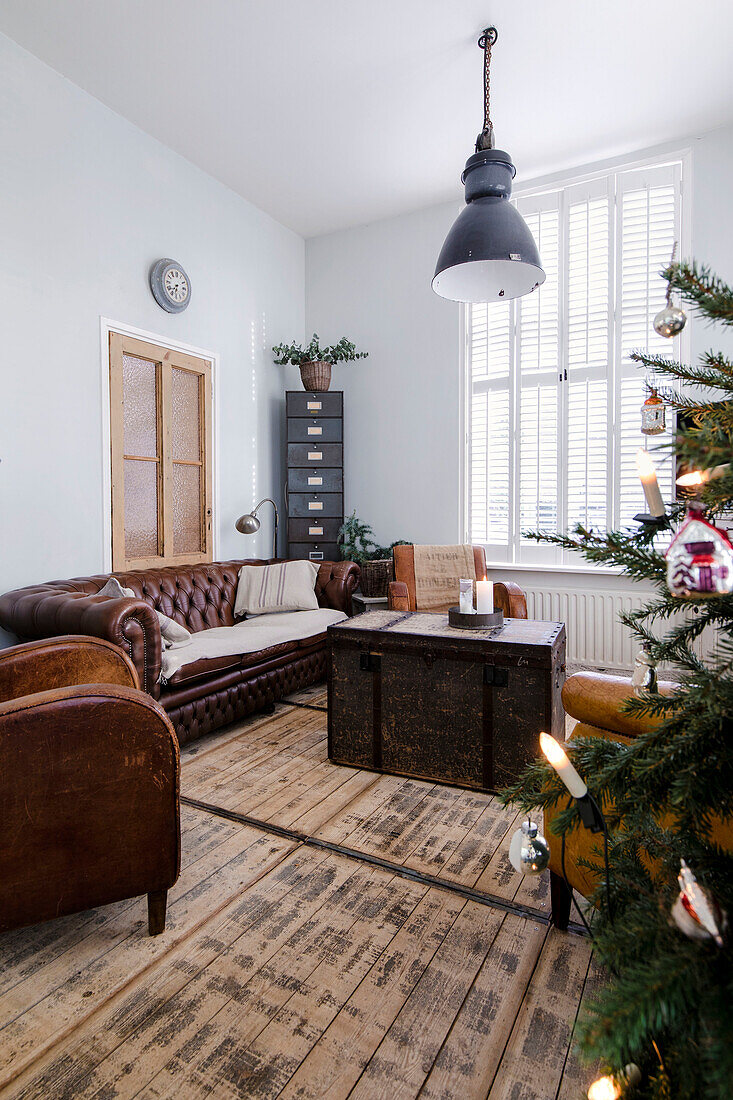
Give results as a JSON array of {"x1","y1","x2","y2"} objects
[
  {"x1": 467, "y1": 157, "x2": 685, "y2": 565},
  {"x1": 109, "y1": 333, "x2": 213, "y2": 570}
]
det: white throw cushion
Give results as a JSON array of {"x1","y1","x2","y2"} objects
[
  {"x1": 97, "y1": 576, "x2": 191, "y2": 650},
  {"x1": 96, "y1": 576, "x2": 129, "y2": 600},
  {"x1": 156, "y1": 612, "x2": 191, "y2": 650},
  {"x1": 234, "y1": 560, "x2": 320, "y2": 617}
]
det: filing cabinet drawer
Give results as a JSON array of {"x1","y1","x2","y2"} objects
[
  {"x1": 286, "y1": 391, "x2": 343, "y2": 418},
  {"x1": 288, "y1": 517, "x2": 342, "y2": 542},
  {"x1": 289, "y1": 542, "x2": 340, "y2": 562},
  {"x1": 287, "y1": 417, "x2": 343, "y2": 443},
  {"x1": 288, "y1": 492, "x2": 343, "y2": 519},
  {"x1": 287, "y1": 442, "x2": 343, "y2": 466},
  {"x1": 287, "y1": 467, "x2": 343, "y2": 493}
]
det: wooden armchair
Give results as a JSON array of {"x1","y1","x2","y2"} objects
[
  {"x1": 0, "y1": 636, "x2": 180, "y2": 937},
  {"x1": 549, "y1": 671, "x2": 733, "y2": 929},
  {"x1": 387, "y1": 544, "x2": 528, "y2": 618}
]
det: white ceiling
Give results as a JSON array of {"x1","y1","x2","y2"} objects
[{"x1": 1, "y1": 0, "x2": 732, "y2": 237}]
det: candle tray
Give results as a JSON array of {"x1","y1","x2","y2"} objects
[{"x1": 448, "y1": 607, "x2": 504, "y2": 630}]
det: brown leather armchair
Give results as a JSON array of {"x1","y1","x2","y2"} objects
[
  {"x1": 388, "y1": 544, "x2": 528, "y2": 618},
  {"x1": 548, "y1": 671, "x2": 733, "y2": 929},
  {"x1": 0, "y1": 636, "x2": 180, "y2": 937}
]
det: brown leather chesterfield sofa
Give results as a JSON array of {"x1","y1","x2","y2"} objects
[
  {"x1": 0, "y1": 558, "x2": 359, "y2": 746},
  {"x1": 0, "y1": 636, "x2": 179, "y2": 935}
]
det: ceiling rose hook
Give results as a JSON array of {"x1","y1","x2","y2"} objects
[{"x1": 478, "y1": 26, "x2": 498, "y2": 49}]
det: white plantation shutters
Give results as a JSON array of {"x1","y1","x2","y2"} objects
[
  {"x1": 566, "y1": 178, "x2": 612, "y2": 533},
  {"x1": 467, "y1": 157, "x2": 683, "y2": 563},
  {"x1": 469, "y1": 300, "x2": 512, "y2": 550},
  {"x1": 518, "y1": 200, "x2": 561, "y2": 548},
  {"x1": 616, "y1": 163, "x2": 681, "y2": 526}
]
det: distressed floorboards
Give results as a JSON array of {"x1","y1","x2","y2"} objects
[{"x1": 1, "y1": 695, "x2": 598, "y2": 1099}]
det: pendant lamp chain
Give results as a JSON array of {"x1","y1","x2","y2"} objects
[{"x1": 477, "y1": 27, "x2": 497, "y2": 151}]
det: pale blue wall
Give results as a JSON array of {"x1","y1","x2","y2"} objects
[{"x1": 0, "y1": 33, "x2": 305, "y2": 644}]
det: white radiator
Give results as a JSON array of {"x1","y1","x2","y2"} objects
[{"x1": 524, "y1": 585, "x2": 718, "y2": 671}]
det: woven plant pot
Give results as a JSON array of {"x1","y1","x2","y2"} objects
[
  {"x1": 360, "y1": 558, "x2": 393, "y2": 598},
  {"x1": 299, "y1": 360, "x2": 332, "y2": 392}
]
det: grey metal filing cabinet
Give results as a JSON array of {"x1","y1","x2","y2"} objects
[{"x1": 286, "y1": 391, "x2": 343, "y2": 562}]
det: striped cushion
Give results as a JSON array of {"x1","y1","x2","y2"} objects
[{"x1": 233, "y1": 560, "x2": 320, "y2": 617}]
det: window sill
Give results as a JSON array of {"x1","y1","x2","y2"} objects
[{"x1": 484, "y1": 561, "x2": 627, "y2": 578}]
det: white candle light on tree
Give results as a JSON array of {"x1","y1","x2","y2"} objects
[
  {"x1": 475, "y1": 578, "x2": 493, "y2": 614},
  {"x1": 677, "y1": 463, "x2": 730, "y2": 490},
  {"x1": 587, "y1": 1065, "x2": 641, "y2": 1100},
  {"x1": 636, "y1": 448, "x2": 666, "y2": 517},
  {"x1": 539, "y1": 732, "x2": 588, "y2": 799}
]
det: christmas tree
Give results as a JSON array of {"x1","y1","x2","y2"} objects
[{"x1": 503, "y1": 260, "x2": 733, "y2": 1099}]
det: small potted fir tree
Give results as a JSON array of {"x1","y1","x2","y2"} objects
[
  {"x1": 338, "y1": 512, "x2": 409, "y2": 597},
  {"x1": 272, "y1": 334, "x2": 368, "y2": 392}
]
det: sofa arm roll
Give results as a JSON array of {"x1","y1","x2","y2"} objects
[
  {"x1": 316, "y1": 560, "x2": 360, "y2": 615},
  {"x1": 0, "y1": 587, "x2": 162, "y2": 697},
  {"x1": 561, "y1": 671, "x2": 677, "y2": 739}
]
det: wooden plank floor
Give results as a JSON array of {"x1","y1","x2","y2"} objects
[{"x1": 0, "y1": 688, "x2": 600, "y2": 1099}]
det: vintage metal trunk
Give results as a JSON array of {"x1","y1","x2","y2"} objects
[{"x1": 328, "y1": 610, "x2": 566, "y2": 792}]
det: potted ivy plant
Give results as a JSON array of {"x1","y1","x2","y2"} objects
[
  {"x1": 338, "y1": 512, "x2": 409, "y2": 597},
  {"x1": 272, "y1": 333, "x2": 368, "y2": 392}
]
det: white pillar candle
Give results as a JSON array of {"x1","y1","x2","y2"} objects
[
  {"x1": 636, "y1": 449, "x2": 665, "y2": 517},
  {"x1": 476, "y1": 579, "x2": 493, "y2": 615},
  {"x1": 539, "y1": 732, "x2": 588, "y2": 799}
]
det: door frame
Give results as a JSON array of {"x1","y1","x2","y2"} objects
[{"x1": 100, "y1": 317, "x2": 220, "y2": 572}]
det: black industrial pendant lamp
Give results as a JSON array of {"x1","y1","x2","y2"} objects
[{"x1": 433, "y1": 27, "x2": 545, "y2": 303}]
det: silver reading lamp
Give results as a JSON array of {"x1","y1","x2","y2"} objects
[{"x1": 235, "y1": 498, "x2": 279, "y2": 560}]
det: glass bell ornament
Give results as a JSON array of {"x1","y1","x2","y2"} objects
[
  {"x1": 671, "y1": 859, "x2": 727, "y2": 947},
  {"x1": 508, "y1": 818, "x2": 550, "y2": 875},
  {"x1": 665, "y1": 504, "x2": 733, "y2": 597},
  {"x1": 631, "y1": 642, "x2": 658, "y2": 695},
  {"x1": 641, "y1": 389, "x2": 665, "y2": 435}
]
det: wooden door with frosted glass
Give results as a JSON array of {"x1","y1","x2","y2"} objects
[{"x1": 109, "y1": 333, "x2": 213, "y2": 570}]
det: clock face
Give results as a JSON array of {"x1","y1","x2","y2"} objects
[
  {"x1": 150, "y1": 258, "x2": 191, "y2": 313},
  {"x1": 164, "y1": 267, "x2": 188, "y2": 303}
]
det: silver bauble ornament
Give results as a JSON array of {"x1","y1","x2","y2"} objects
[
  {"x1": 653, "y1": 302, "x2": 687, "y2": 338},
  {"x1": 508, "y1": 818, "x2": 550, "y2": 875},
  {"x1": 672, "y1": 859, "x2": 727, "y2": 947}
]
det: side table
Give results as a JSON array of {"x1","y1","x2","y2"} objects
[{"x1": 352, "y1": 592, "x2": 389, "y2": 615}]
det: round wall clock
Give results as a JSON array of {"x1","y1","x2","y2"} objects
[{"x1": 149, "y1": 258, "x2": 191, "y2": 313}]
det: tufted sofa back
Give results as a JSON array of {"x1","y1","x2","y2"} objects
[
  {"x1": 18, "y1": 559, "x2": 349, "y2": 635},
  {"x1": 0, "y1": 558, "x2": 360, "y2": 701}
]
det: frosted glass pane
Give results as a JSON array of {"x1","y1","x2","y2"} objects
[
  {"x1": 123, "y1": 355, "x2": 158, "y2": 458},
  {"x1": 124, "y1": 459, "x2": 158, "y2": 558},
  {"x1": 171, "y1": 369, "x2": 201, "y2": 462},
  {"x1": 172, "y1": 462, "x2": 202, "y2": 554}
]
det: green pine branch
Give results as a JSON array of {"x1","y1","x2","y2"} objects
[{"x1": 665, "y1": 260, "x2": 733, "y2": 326}]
